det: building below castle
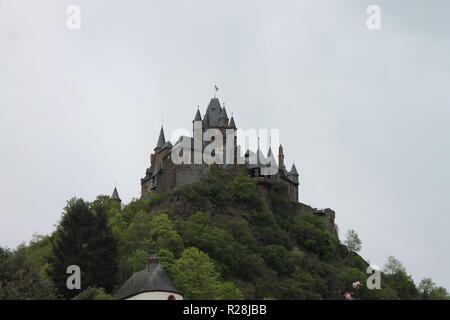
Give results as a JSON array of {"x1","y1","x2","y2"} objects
[{"x1": 140, "y1": 97, "x2": 300, "y2": 201}]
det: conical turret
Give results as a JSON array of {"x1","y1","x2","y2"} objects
[
  {"x1": 155, "y1": 126, "x2": 166, "y2": 151},
  {"x1": 193, "y1": 108, "x2": 202, "y2": 122},
  {"x1": 218, "y1": 107, "x2": 229, "y2": 128},
  {"x1": 228, "y1": 116, "x2": 236, "y2": 130},
  {"x1": 111, "y1": 187, "x2": 122, "y2": 208}
]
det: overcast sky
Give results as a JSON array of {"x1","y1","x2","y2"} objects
[{"x1": 1, "y1": 0, "x2": 449, "y2": 290}]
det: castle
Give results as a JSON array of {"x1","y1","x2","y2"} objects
[{"x1": 140, "y1": 97, "x2": 300, "y2": 201}]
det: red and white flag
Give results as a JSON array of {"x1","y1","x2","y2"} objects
[{"x1": 214, "y1": 85, "x2": 219, "y2": 91}]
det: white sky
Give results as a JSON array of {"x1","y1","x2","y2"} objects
[{"x1": 1, "y1": 0, "x2": 449, "y2": 290}]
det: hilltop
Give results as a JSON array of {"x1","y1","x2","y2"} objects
[{"x1": 1, "y1": 165, "x2": 448, "y2": 300}]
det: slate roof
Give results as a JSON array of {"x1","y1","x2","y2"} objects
[
  {"x1": 290, "y1": 163, "x2": 299, "y2": 176},
  {"x1": 114, "y1": 262, "x2": 182, "y2": 300},
  {"x1": 203, "y1": 98, "x2": 223, "y2": 129},
  {"x1": 111, "y1": 187, "x2": 121, "y2": 202},
  {"x1": 228, "y1": 116, "x2": 236, "y2": 129},
  {"x1": 193, "y1": 108, "x2": 202, "y2": 121},
  {"x1": 219, "y1": 106, "x2": 228, "y2": 120},
  {"x1": 155, "y1": 126, "x2": 166, "y2": 150}
]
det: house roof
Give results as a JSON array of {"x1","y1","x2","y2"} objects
[{"x1": 114, "y1": 262, "x2": 181, "y2": 299}]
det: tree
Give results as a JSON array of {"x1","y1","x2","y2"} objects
[
  {"x1": 172, "y1": 247, "x2": 221, "y2": 300},
  {"x1": 72, "y1": 287, "x2": 112, "y2": 300},
  {"x1": 418, "y1": 278, "x2": 435, "y2": 299},
  {"x1": 383, "y1": 256, "x2": 406, "y2": 275},
  {"x1": 157, "y1": 248, "x2": 176, "y2": 277},
  {"x1": 262, "y1": 245, "x2": 294, "y2": 275},
  {"x1": 344, "y1": 230, "x2": 362, "y2": 253},
  {"x1": 0, "y1": 246, "x2": 57, "y2": 300},
  {"x1": 122, "y1": 212, "x2": 184, "y2": 256},
  {"x1": 127, "y1": 250, "x2": 149, "y2": 273},
  {"x1": 418, "y1": 278, "x2": 450, "y2": 300},
  {"x1": 429, "y1": 287, "x2": 450, "y2": 300},
  {"x1": 382, "y1": 257, "x2": 418, "y2": 299},
  {"x1": 48, "y1": 198, "x2": 119, "y2": 299},
  {"x1": 216, "y1": 282, "x2": 245, "y2": 300}
]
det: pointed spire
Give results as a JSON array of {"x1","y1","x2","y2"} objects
[
  {"x1": 193, "y1": 107, "x2": 202, "y2": 122},
  {"x1": 111, "y1": 187, "x2": 121, "y2": 202},
  {"x1": 219, "y1": 106, "x2": 228, "y2": 120},
  {"x1": 256, "y1": 137, "x2": 266, "y2": 166},
  {"x1": 267, "y1": 147, "x2": 273, "y2": 157},
  {"x1": 290, "y1": 163, "x2": 299, "y2": 176},
  {"x1": 155, "y1": 125, "x2": 166, "y2": 150},
  {"x1": 228, "y1": 115, "x2": 236, "y2": 129}
]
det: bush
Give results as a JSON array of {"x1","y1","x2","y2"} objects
[{"x1": 73, "y1": 287, "x2": 112, "y2": 300}]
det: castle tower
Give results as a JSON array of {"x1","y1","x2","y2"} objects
[
  {"x1": 111, "y1": 187, "x2": 122, "y2": 208},
  {"x1": 192, "y1": 107, "x2": 202, "y2": 133},
  {"x1": 192, "y1": 107, "x2": 203, "y2": 164},
  {"x1": 154, "y1": 126, "x2": 166, "y2": 152},
  {"x1": 278, "y1": 145, "x2": 285, "y2": 169},
  {"x1": 289, "y1": 163, "x2": 299, "y2": 183},
  {"x1": 203, "y1": 97, "x2": 222, "y2": 130},
  {"x1": 229, "y1": 115, "x2": 237, "y2": 164},
  {"x1": 218, "y1": 106, "x2": 229, "y2": 129}
]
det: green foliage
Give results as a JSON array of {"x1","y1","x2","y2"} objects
[
  {"x1": 181, "y1": 212, "x2": 242, "y2": 274},
  {"x1": 384, "y1": 271, "x2": 418, "y2": 300},
  {"x1": 156, "y1": 248, "x2": 176, "y2": 276},
  {"x1": 172, "y1": 247, "x2": 220, "y2": 299},
  {"x1": 72, "y1": 287, "x2": 112, "y2": 300},
  {"x1": 0, "y1": 245, "x2": 57, "y2": 300},
  {"x1": 230, "y1": 175, "x2": 263, "y2": 210},
  {"x1": 418, "y1": 278, "x2": 450, "y2": 300},
  {"x1": 6, "y1": 168, "x2": 449, "y2": 300},
  {"x1": 279, "y1": 270, "x2": 320, "y2": 300},
  {"x1": 24, "y1": 234, "x2": 53, "y2": 269},
  {"x1": 344, "y1": 230, "x2": 362, "y2": 253},
  {"x1": 262, "y1": 245, "x2": 295, "y2": 276},
  {"x1": 292, "y1": 214, "x2": 338, "y2": 259},
  {"x1": 418, "y1": 278, "x2": 435, "y2": 297},
  {"x1": 216, "y1": 282, "x2": 245, "y2": 300},
  {"x1": 379, "y1": 257, "x2": 418, "y2": 300},
  {"x1": 339, "y1": 267, "x2": 367, "y2": 289},
  {"x1": 383, "y1": 256, "x2": 407, "y2": 275},
  {"x1": 171, "y1": 247, "x2": 244, "y2": 300},
  {"x1": 127, "y1": 250, "x2": 149, "y2": 273},
  {"x1": 116, "y1": 211, "x2": 184, "y2": 258},
  {"x1": 48, "y1": 198, "x2": 119, "y2": 299},
  {"x1": 428, "y1": 287, "x2": 450, "y2": 300},
  {"x1": 343, "y1": 252, "x2": 368, "y2": 272}
]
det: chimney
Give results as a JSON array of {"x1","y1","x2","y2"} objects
[{"x1": 149, "y1": 255, "x2": 158, "y2": 265}]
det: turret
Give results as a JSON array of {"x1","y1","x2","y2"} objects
[
  {"x1": 192, "y1": 107, "x2": 202, "y2": 134},
  {"x1": 267, "y1": 147, "x2": 277, "y2": 169},
  {"x1": 228, "y1": 116, "x2": 236, "y2": 130},
  {"x1": 278, "y1": 145, "x2": 285, "y2": 169},
  {"x1": 288, "y1": 163, "x2": 299, "y2": 183},
  {"x1": 111, "y1": 187, "x2": 122, "y2": 208},
  {"x1": 203, "y1": 97, "x2": 222, "y2": 129},
  {"x1": 218, "y1": 106, "x2": 229, "y2": 128},
  {"x1": 154, "y1": 126, "x2": 166, "y2": 152}
]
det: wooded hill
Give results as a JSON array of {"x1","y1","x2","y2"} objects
[{"x1": 1, "y1": 166, "x2": 448, "y2": 300}]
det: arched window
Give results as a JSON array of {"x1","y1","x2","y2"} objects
[{"x1": 167, "y1": 295, "x2": 176, "y2": 300}]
